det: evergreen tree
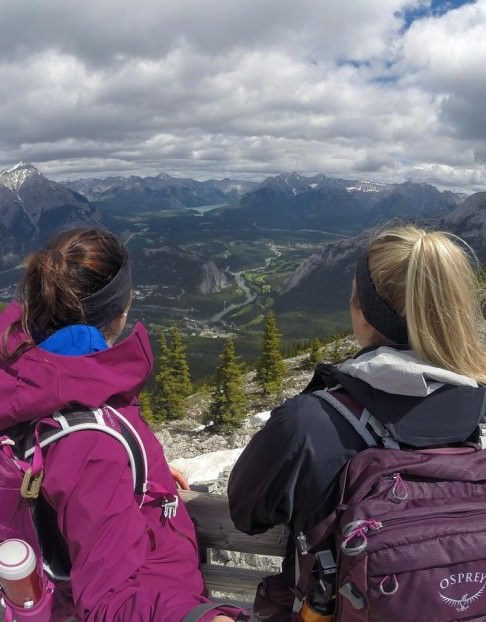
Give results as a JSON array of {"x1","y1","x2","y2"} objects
[
  {"x1": 256, "y1": 310, "x2": 285, "y2": 395},
  {"x1": 209, "y1": 338, "x2": 248, "y2": 430},
  {"x1": 139, "y1": 389, "x2": 155, "y2": 425},
  {"x1": 152, "y1": 332, "x2": 175, "y2": 422},
  {"x1": 308, "y1": 338, "x2": 322, "y2": 368},
  {"x1": 151, "y1": 327, "x2": 193, "y2": 420},
  {"x1": 169, "y1": 327, "x2": 192, "y2": 398}
]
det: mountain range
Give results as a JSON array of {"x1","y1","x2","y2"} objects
[
  {"x1": 208, "y1": 173, "x2": 460, "y2": 233},
  {"x1": 0, "y1": 161, "x2": 484, "y2": 328},
  {"x1": 0, "y1": 163, "x2": 462, "y2": 243},
  {"x1": 62, "y1": 168, "x2": 460, "y2": 233},
  {"x1": 63, "y1": 174, "x2": 256, "y2": 213},
  {"x1": 276, "y1": 191, "x2": 486, "y2": 316}
]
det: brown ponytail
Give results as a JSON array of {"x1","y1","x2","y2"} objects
[{"x1": 17, "y1": 228, "x2": 128, "y2": 345}]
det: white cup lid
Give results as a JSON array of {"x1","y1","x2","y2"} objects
[{"x1": 0, "y1": 539, "x2": 36, "y2": 580}]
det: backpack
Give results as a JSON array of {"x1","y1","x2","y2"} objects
[
  {"x1": 0, "y1": 405, "x2": 148, "y2": 622},
  {"x1": 292, "y1": 388, "x2": 486, "y2": 622},
  {"x1": 1, "y1": 406, "x2": 249, "y2": 622}
]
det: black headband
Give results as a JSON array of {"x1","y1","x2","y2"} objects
[
  {"x1": 355, "y1": 253, "x2": 408, "y2": 345},
  {"x1": 81, "y1": 259, "x2": 132, "y2": 328}
]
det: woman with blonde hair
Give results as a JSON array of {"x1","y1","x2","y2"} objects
[{"x1": 228, "y1": 224, "x2": 486, "y2": 621}]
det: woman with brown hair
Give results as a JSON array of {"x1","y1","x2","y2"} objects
[{"x1": 0, "y1": 228, "x2": 245, "y2": 622}]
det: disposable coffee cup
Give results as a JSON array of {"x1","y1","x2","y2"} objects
[{"x1": 0, "y1": 539, "x2": 42, "y2": 607}]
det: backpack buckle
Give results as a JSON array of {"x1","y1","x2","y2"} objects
[
  {"x1": 159, "y1": 494, "x2": 179, "y2": 525},
  {"x1": 297, "y1": 531, "x2": 309, "y2": 555},
  {"x1": 479, "y1": 424, "x2": 486, "y2": 449},
  {"x1": 20, "y1": 468, "x2": 44, "y2": 499}
]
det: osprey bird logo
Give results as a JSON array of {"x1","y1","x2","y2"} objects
[{"x1": 439, "y1": 583, "x2": 486, "y2": 612}]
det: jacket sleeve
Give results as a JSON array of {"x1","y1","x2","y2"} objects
[
  {"x1": 42, "y1": 429, "x2": 242, "y2": 622},
  {"x1": 227, "y1": 393, "x2": 364, "y2": 536}
]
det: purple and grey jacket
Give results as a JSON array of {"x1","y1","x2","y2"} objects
[{"x1": 0, "y1": 302, "x2": 240, "y2": 622}]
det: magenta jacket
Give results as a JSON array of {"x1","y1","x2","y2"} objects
[{"x1": 0, "y1": 302, "x2": 241, "y2": 622}]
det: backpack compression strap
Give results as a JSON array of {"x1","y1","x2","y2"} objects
[{"x1": 23, "y1": 405, "x2": 148, "y2": 502}]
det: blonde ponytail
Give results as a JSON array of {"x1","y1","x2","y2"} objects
[{"x1": 367, "y1": 225, "x2": 486, "y2": 385}]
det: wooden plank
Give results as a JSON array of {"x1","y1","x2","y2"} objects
[
  {"x1": 181, "y1": 490, "x2": 288, "y2": 556},
  {"x1": 201, "y1": 563, "x2": 266, "y2": 598}
]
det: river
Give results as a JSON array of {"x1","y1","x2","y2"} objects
[{"x1": 210, "y1": 271, "x2": 257, "y2": 322}]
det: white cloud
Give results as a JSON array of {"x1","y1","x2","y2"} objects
[{"x1": 0, "y1": 0, "x2": 485, "y2": 192}]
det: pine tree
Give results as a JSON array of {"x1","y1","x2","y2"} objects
[
  {"x1": 152, "y1": 332, "x2": 175, "y2": 422},
  {"x1": 139, "y1": 389, "x2": 155, "y2": 425},
  {"x1": 308, "y1": 338, "x2": 322, "y2": 368},
  {"x1": 256, "y1": 310, "x2": 285, "y2": 395},
  {"x1": 169, "y1": 327, "x2": 192, "y2": 398},
  {"x1": 209, "y1": 338, "x2": 248, "y2": 430},
  {"x1": 151, "y1": 327, "x2": 192, "y2": 421}
]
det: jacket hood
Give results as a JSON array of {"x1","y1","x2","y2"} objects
[
  {"x1": 305, "y1": 346, "x2": 486, "y2": 447},
  {"x1": 0, "y1": 302, "x2": 154, "y2": 429},
  {"x1": 338, "y1": 346, "x2": 478, "y2": 397}
]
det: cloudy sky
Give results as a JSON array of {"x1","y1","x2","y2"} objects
[{"x1": 1, "y1": 0, "x2": 485, "y2": 191}]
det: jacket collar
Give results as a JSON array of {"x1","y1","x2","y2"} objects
[
  {"x1": 304, "y1": 347, "x2": 486, "y2": 447},
  {"x1": 0, "y1": 301, "x2": 153, "y2": 429}
]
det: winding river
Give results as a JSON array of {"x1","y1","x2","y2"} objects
[{"x1": 210, "y1": 271, "x2": 257, "y2": 322}]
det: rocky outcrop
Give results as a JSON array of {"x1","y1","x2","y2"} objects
[
  {"x1": 277, "y1": 231, "x2": 370, "y2": 314},
  {"x1": 200, "y1": 260, "x2": 229, "y2": 294}
]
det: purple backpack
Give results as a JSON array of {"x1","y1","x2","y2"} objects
[
  {"x1": 293, "y1": 389, "x2": 486, "y2": 622},
  {"x1": 1, "y1": 409, "x2": 247, "y2": 622},
  {"x1": 0, "y1": 407, "x2": 148, "y2": 622}
]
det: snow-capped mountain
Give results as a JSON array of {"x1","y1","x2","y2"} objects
[
  {"x1": 207, "y1": 173, "x2": 459, "y2": 233},
  {"x1": 0, "y1": 162, "x2": 100, "y2": 265}
]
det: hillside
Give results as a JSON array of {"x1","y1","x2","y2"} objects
[
  {"x1": 158, "y1": 334, "x2": 359, "y2": 491},
  {"x1": 275, "y1": 191, "x2": 486, "y2": 317}
]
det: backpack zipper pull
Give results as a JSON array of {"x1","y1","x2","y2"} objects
[
  {"x1": 341, "y1": 519, "x2": 382, "y2": 556},
  {"x1": 390, "y1": 472, "x2": 408, "y2": 502}
]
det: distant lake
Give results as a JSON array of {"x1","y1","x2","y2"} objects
[{"x1": 190, "y1": 203, "x2": 227, "y2": 214}]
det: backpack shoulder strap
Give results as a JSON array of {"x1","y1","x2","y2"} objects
[
  {"x1": 181, "y1": 603, "x2": 248, "y2": 622},
  {"x1": 24, "y1": 405, "x2": 148, "y2": 500},
  {"x1": 291, "y1": 388, "x2": 401, "y2": 618},
  {"x1": 17, "y1": 406, "x2": 149, "y2": 582},
  {"x1": 312, "y1": 388, "x2": 400, "y2": 450}
]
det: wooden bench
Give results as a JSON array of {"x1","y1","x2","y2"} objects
[{"x1": 180, "y1": 490, "x2": 288, "y2": 605}]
